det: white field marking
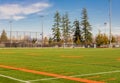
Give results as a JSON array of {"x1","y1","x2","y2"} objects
[
  {"x1": 0, "y1": 74, "x2": 29, "y2": 83},
  {"x1": 70, "y1": 70, "x2": 120, "y2": 77},
  {"x1": 27, "y1": 70, "x2": 120, "y2": 82},
  {"x1": 28, "y1": 77, "x2": 60, "y2": 82}
]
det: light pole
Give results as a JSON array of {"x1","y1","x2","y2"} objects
[
  {"x1": 9, "y1": 20, "x2": 12, "y2": 47},
  {"x1": 40, "y1": 16, "x2": 44, "y2": 47},
  {"x1": 104, "y1": 22, "x2": 107, "y2": 35},
  {"x1": 109, "y1": 0, "x2": 112, "y2": 48}
]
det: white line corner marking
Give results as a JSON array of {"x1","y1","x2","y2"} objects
[{"x1": 0, "y1": 74, "x2": 28, "y2": 83}]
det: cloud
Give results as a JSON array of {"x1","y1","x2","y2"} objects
[
  {"x1": 0, "y1": 2, "x2": 51, "y2": 20},
  {"x1": 12, "y1": 16, "x2": 25, "y2": 21}
]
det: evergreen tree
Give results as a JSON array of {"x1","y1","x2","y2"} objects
[
  {"x1": 52, "y1": 11, "x2": 61, "y2": 42},
  {"x1": 61, "y1": 15, "x2": 66, "y2": 41},
  {"x1": 61, "y1": 13, "x2": 71, "y2": 44},
  {"x1": 76, "y1": 36, "x2": 81, "y2": 45},
  {"x1": 0, "y1": 30, "x2": 8, "y2": 42},
  {"x1": 73, "y1": 20, "x2": 82, "y2": 45},
  {"x1": 81, "y1": 8, "x2": 92, "y2": 46}
]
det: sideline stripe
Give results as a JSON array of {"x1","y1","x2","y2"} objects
[
  {"x1": 0, "y1": 74, "x2": 28, "y2": 83},
  {"x1": 0, "y1": 64, "x2": 104, "y2": 83},
  {"x1": 28, "y1": 70, "x2": 120, "y2": 82}
]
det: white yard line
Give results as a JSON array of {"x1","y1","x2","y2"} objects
[
  {"x1": 28, "y1": 70, "x2": 120, "y2": 82},
  {"x1": 0, "y1": 74, "x2": 29, "y2": 83}
]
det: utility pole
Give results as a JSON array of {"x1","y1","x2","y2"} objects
[
  {"x1": 109, "y1": 0, "x2": 112, "y2": 48},
  {"x1": 40, "y1": 16, "x2": 44, "y2": 47}
]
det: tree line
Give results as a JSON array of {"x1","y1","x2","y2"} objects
[
  {"x1": 51, "y1": 8, "x2": 92, "y2": 47},
  {"x1": 51, "y1": 8, "x2": 116, "y2": 47},
  {"x1": 0, "y1": 8, "x2": 116, "y2": 47}
]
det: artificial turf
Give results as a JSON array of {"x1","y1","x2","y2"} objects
[{"x1": 0, "y1": 48, "x2": 120, "y2": 83}]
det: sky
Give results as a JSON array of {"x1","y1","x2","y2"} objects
[{"x1": 0, "y1": 0, "x2": 120, "y2": 38}]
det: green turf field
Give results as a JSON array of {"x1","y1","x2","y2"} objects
[{"x1": 0, "y1": 48, "x2": 120, "y2": 83}]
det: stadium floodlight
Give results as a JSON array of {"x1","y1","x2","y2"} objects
[
  {"x1": 109, "y1": 0, "x2": 112, "y2": 48},
  {"x1": 40, "y1": 15, "x2": 44, "y2": 47}
]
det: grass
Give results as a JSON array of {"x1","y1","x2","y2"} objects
[{"x1": 0, "y1": 48, "x2": 120, "y2": 83}]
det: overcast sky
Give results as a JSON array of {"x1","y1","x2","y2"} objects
[{"x1": 0, "y1": 0, "x2": 120, "y2": 37}]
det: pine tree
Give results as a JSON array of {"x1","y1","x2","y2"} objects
[
  {"x1": 73, "y1": 20, "x2": 82, "y2": 45},
  {"x1": 61, "y1": 15, "x2": 66, "y2": 41},
  {"x1": 81, "y1": 8, "x2": 92, "y2": 46},
  {"x1": 0, "y1": 30, "x2": 8, "y2": 42},
  {"x1": 52, "y1": 11, "x2": 61, "y2": 42},
  {"x1": 61, "y1": 13, "x2": 71, "y2": 44}
]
